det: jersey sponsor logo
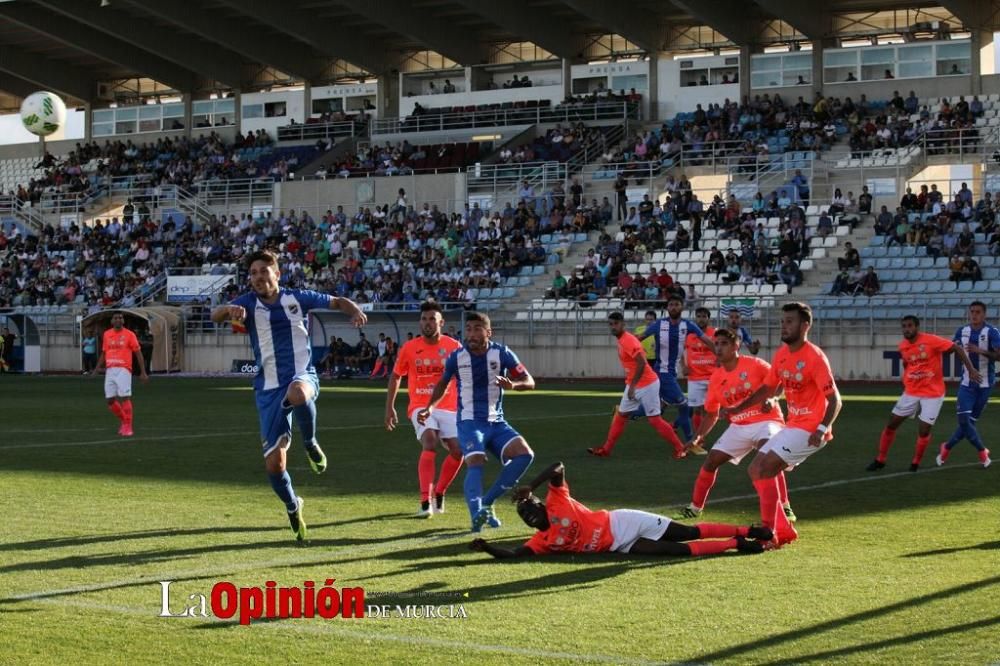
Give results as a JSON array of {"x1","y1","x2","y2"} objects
[{"x1": 787, "y1": 405, "x2": 813, "y2": 416}]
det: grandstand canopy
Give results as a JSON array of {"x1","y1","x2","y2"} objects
[{"x1": 0, "y1": 0, "x2": 997, "y2": 111}]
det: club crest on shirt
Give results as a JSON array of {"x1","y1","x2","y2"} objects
[
  {"x1": 796, "y1": 360, "x2": 806, "y2": 370},
  {"x1": 288, "y1": 304, "x2": 299, "y2": 315},
  {"x1": 740, "y1": 371, "x2": 748, "y2": 380},
  {"x1": 489, "y1": 361, "x2": 499, "y2": 371}
]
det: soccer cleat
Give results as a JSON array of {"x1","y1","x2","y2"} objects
[
  {"x1": 747, "y1": 525, "x2": 774, "y2": 541},
  {"x1": 587, "y1": 446, "x2": 611, "y2": 457},
  {"x1": 687, "y1": 443, "x2": 709, "y2": 456},
  {"x1": 736, "y1": 536, "x2": 765, "y2": 554},
  {"x1": 417, "y1": 501, "x2": 432, "y2": 518},
  {"x1": 672, "y1": 448, "x2": 688, "y2": 460},
  {"x1": 287, "y1": 497, "x2": 307, "y2": 542},
  {"x1": 434, "y1": 494, "x2": 445, "y2": 513},
  {"x1": 777, "y1": 524, "x2": 799, "y2": 546},
  {"x1": 120, "y1": 425, "x2": 134, "y2": 437},
  {"x1": 935, "y1": 443, "x2": 948, "y2": 467},
  {"x1": 980, "y1": 449, "x2": 992, "y2": 468},
  {"x1": 305, "y1": 441, "x2": 327, "y2": 474},
  {"x1": 678, "y1": 505, "x2": 702, "y2": 519},
  {"x1": 471, "y1": 508, "x2": 490, "y2": 533},
  {"x1": 117, "y1": 424, "x2": 127, "y2": 436},
  {"x1": 483, "y1": 505, "x2": 502, "y2": 528},
  {"x1": 783, "y1": 506, "x2": 798, "y2": 523},
  {"x1": 909, "y1": 462, "x2": 920, "y2": 472},
  {"x1": 866, "y1": 459, "x2": 886, "y2": 472}
]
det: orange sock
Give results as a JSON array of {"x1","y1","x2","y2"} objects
[
  {"x1": 418, "y1": 450, "x2": 436, "y2": 501},
  {"x1": 913, "y1": 435, "x2": 931, "y2": 465},
  {"x1": 877, "y1": 427, "x2": 896, "y2": 463},
  {"x1": 603, "y1": 412, "x2": 629, "y2": 451},
  {"x1": 648, "y1": 415, "x2": 684, "y2": 454},
  {"x1": 434, "y1": 454, "x2": 463, "y2": 496},
  {"x1": 120, "y1": 399, "x2": 133, "y2": 426},
  {"x1": 108, "y1": 401, "x2": 125, "y2": 424},
  {"x1": 695, "y1": 523, "x2": 747, "y2": 539},
  {"x1": 753, "y1": 477, "x2": 791, "y2": 534},
  {"x1": 691, "y1": 468, "x2": 718, "y2": 510},
  {"x1": 687, "y1": 538, "x2": 739, "y2": 556},
  {"x1": 693, "y1": 412, "x2": 703, "y2": 431},
  {"x1": 776, "y1": 471, "x2": 789, "y2": 506}
]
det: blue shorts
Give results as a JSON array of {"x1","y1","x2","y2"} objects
[
  {"x1": 956, "y1": 384, "x2": 992, "y2": 419},
  {"x1": 255, "y1": 372, "x2": 320, "y2": 457},
  {"x1": 457, "y1": 420, "x2": 522, "y2": 460},
  {"x1": 657, "y1": 373, "x2": 687, "y2": 406}
]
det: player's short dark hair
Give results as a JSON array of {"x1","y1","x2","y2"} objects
[
  {"x1": 420, "y1": 301, "x2": 442, "y2": 314},
  {"x1": 608, "y1": 311, "x2": 624, "y2": 321},
  {"x1": 644, "y1": 309, "x2": 656, "y2": 318},
  {"x1": 970, "y1": 300, "x2": 987, "y2": 312},
  {"x1": 782, "y1": 302, "x2": 813, "y2": 325},
  {"x1": 695, "y1": 307, "x2": 711, "y2": 317},
  {"x1": 667, "y1": 296, "x2": 684, "y2": 306},
  {"x1": 245, "y1": 249, "x2": 278, "y2": 269},
  {"x1": 714, "y1": 328, "x2": 737, "y2": 342},
  {"x1": 901, "y1": 315, "x2": 920, "y2": 326},
  {"x1": 466, "y1": 311, "x2": 491, "y2": 329}
]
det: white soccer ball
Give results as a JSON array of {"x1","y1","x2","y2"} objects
[{"x1": 20, "y1": 91, "x2": 67, "y2": 137}]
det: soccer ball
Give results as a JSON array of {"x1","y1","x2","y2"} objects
[{"x1": 20, "y1": 91, "x2": 67, "y2": 137}]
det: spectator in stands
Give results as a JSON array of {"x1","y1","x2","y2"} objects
[
  {"x1": 884, "y1": 69, "x2": 894, "y2": 79},
  {"x1": 549, "y1": 269, "x2": 567, "y2": 298},
  {"x1": 959, "y1": 256, "x2": 983, "y2": 287},
  {"x1": 778, "y1": 256, "x2": 802, "y2": 292},
  {"x1": 830, "y1": 269, "x2": 851, "y2": 295},
  {"x1": 816, "y1": 210, "x2": 834, "y2": 238},
  {"x1": 829, "y1": 188, "x2": 848, "y2": 216},
  {"x1": 614, "y1": 174, "x2": 628, "y2": 221},
  {"x1": 858, "y1": 266, "x2": 881, "y2": 297},
  {"x1": 989, "y1": 229, "x2": 1000, "y2": 256},
  {"x1": 838, "y1": 241, "x2": 860, "y2": 271},
  {"x1": 443, "y1": 80, "x2": 456, "y2": 93},
  {"x1": 858, "y1": 185, "x2": 873, "y2": 214},
  {"x1": 952, "y1": 228, "x2": 975, "y2": 258},
  {"x1": 790, "y1": 169, "x2": 810, "y2": 206}
]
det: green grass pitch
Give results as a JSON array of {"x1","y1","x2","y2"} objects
[{"x1": 1, "y1": 376, "x2": 998, "y2": 665}]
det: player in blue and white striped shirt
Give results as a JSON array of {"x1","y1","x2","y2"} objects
[
  {"x1": 727, "y1": 310, "x2": 762, "y2": 355},
  {"x1": 213, "y1": 250, "x2": 366, "y2": 540},
  {"x1": 639, "y1": 297, "x2": 717, "y2": 439},
  {"x1": 937, "y1": 300, "x2": 1000, "y2": 468},
  {"x1": 419, "y1": 312, "x2": 536, "y2": 532}
]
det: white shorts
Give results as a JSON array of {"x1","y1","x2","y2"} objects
[
  {"x1": 411, "y1": 409, "x2": 458, "y2": 441},
  {"x1": 891, "y1": 393, "x2": 945, "y2": 425},
  {"x1": 618, "y1": 380, "x2": 662, "y2": 416},
  {"x1": 609, "y1": 509, "x2": 671, "y2": 552},
  {"x1": 104, "y1": 367, "x2": 133, "y2": 399},
  {"x1": 713, "y1": 420, "x2": 785, "y2": 465},
  {"x1": 758, "y1": 427, "x2": 825, "y2": 467},
  {"x1": 687, "y1": 380, "x2": 710, "y2": 407}
]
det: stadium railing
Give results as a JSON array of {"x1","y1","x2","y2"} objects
[
  {"x1": 276, "y1": 119, "x2": 367, "y2": 142},
  {"x1": 371, "y1": 102, "x2": 641, "y2": 135}
]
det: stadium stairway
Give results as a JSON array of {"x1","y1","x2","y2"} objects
[{"x1": 796, "y1": 221, "x2": 876, "y2": 300}]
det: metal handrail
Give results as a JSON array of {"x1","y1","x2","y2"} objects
[
  {"x1": 372, "y1": 102, "x2": 641, "y2": 135},
  {"x1": 276, "y1": 119, "x2": 368, "y2": 142}
]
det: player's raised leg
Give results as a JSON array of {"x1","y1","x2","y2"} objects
[
  {"x1": 480, "y1": 430, "x2": 534, "y2": 527},
  {"x1": 284, "y1": 375, "x2": 326, "y2": 474}
]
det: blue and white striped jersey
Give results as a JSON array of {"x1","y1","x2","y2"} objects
[
  {"x1": 736, "y1": 326, "x2": 754, "y2": 346},
  {"x1": 231, "y1": 288, "x2": 331, "y2": 391},
  {"x1": 953, "y1": 324, "x2": 1000, "y2": 388},
  {"x1": 642, "y1": 318, "x2": 705, "y2": 376},
  {"x1": 441, "y1": 342, "x2": 525, "y2": 422}
]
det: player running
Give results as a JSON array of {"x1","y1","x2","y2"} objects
[
  {"x1": 95, "y1": 312, "x2": 149, "y2": 437},
  {"x1": 637, "y1": 296, "x2": 716, "y2": 440},
  {"x1": 680, "y1": 329, "x2": 793, "y2": 521},
  {"x1": 385, "y1": 301, "x2": 464, "y2": 517},
  {"x1": 867, "y1": 315, "x2": 979, "y2": 472},
  {"x1": 937, "y1": 300, "x2": 1000, "y2": 468},
  {"x1": 684, "y1": 306, "x2": 717, "y2": 440},
  {"x1": 211, "y1": 250, "x2": 366, "y2": 541},
  {"x1": 418, "y1": 312, "x2": 535, "y2": 532},
  {"x1": 727, "y1": 309, "x2": 761, "y2": 355},
  {"x1": 469, "y1": 462, "x2": 771, "y2": 558},
  {"x1": 588, "y1": 312, "x2": 687, "y2": 459},
  {"x1": 724, "y1": 302, "x2": 842, "y2": 548}
]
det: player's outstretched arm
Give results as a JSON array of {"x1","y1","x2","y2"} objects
[
  {"x1": 513, "y1": 461, "x2": 565, "y2": 502},
  {"x1": 329, "y1": 296, "x2": 367, "y2": 328},
  {"x1": 470, "y1": 538, "x2": 534, "y2": 559},
  {"x1": 211, "y1": 304, "x2": 244, "y2": 325}
]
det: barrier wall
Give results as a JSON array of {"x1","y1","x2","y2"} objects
[{"x1": 275, "y1": 172, "x2": 468, "y2": 214}]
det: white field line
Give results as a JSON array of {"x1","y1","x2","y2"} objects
[
  {"x1": 3, "y1": 461, "x2": 980, "y2": 605},
  {"x1": 0, "y1": 411, "x2": 612, "y2": 450}
]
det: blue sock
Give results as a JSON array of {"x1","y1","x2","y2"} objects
[
  {"x1": 483, "y1": 453, "x2": 534, "y2": 506},
  {"x1": 268, "y1": 471, "x2": 298, "y2": 512},
  {"x1": 293, "y1": 399, "x2": 317, "y2": 447},
  {"x1": 674, "y1": 405, "x2": 693, "y2": 440},
  {"x1": 963, "y1": 415, "x2": 985, "y2": 451},
  {"x1": 464, "y1": 464, "x2": 484, "y2": 520}
]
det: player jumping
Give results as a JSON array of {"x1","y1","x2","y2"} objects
[
  {"x1": 211, "y1": 250, "x2": 367, "y2": 541},
  {"x1": 385, "y1": 301, "x2": 464, "y2": 516},
  {"x1": 724, "y1": 302, "x2": 842, "y2": 548},
  {"x1": 95, "y1": 312, "x2": 149, "y2": 437},
  {"x1": 470, "y1": 462, "x2": 772, "y2": 558},
  {"x1": 588, "y1": 312, "x2": 686, "y2": 459},
  {"x1": 937, "y1": 300, "x2": 999, "y2": 468},
  {"x1": 867, "y1": 315, "x2": 979, "y2": 472},
  {"x1": 680, "y1": 329, "x2": 794, "y2": 521},
  {"x1": 418, "y1": 312, "x2": 535, "y2": 532}
]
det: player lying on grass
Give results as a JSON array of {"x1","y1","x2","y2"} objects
[{"x1": 469, "y1": 462, "x2": 771, "y2": 558}]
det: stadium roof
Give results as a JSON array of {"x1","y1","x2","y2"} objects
[{"x1": 0, "y1": 0, "x2": 997, "y2": 110}]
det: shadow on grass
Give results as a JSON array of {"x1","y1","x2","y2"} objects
[
  {"x1": 685, "y1": 574, "x2": 1000, "y2": 663},
  {"x1": 902, "y1": 539, "x2": 1000, "y2": 558},
  {"x1": 0, "y1": 513, "x2": 412, "y2": 553}
]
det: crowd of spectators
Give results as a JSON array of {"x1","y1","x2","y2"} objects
[{"x1": 846, "y1": 90, "x2": 984, "y2": 156}]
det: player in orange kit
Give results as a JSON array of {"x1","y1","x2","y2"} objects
[
  {"x1": 385, "y1": 301, "x2": 464, "y2": 516},
  {"x1": 866, "y1": 315, "x2": 979, "y2": 472},
  {"x1": 684, "y1": 306, "x2": 717, "y2": 443},
  {"x1": 95, "y1": 312, "x2": 149, "y2": 437},
  {"x1": 723, "y1": 303, "x2": 842, "y2": 548},
  {"x1": 469, "y1": 462, "x2": 772, "y2": 558},
  {"x1": 588, "y1": 312, "x2": 686, "y2": 459},
  {"x1": 679, "y1": 329, "x2": 793, "y2": 520}
]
